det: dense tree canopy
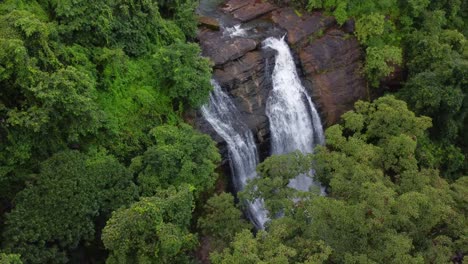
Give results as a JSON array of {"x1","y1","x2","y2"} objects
[
  {"x1": 2, "y1": 151, "x2": 137, "y2": 263},
  {"x1": 233, "y1": 96, "x2": 467, "y2": 263},
  {"x1": 131, "y1": 124, "x2": 220, "y2": 197},
  {"x1": 0, "y1": 0, "x2": 466, "y2": 263},
  {"x1": 197, "y1": 192, "x2": 253, "y2": 251},
  {"x1": 0, "y1": 0, "x2": 216, "y2": 262},
  {"x1": 102, "y1": 185, "x2": 196, "y2": 264}
]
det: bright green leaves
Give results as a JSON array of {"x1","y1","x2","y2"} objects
[
  {"x1": 310, "y1": 97, "x2": 464, "y2": 262},
  {"x1": 333, "y1": 2, "x2": 348, "y2": 25},
  {"x1": 152, "y1": 42, "x2": 213, "y2": 108},
  {"x1": 406, "y1": 0, "x2": 430, "y2": 17},
  {"x1": 353, "y1": 96, "x2": 431, "y2": 141},
  {"x1": 132, "y1": 124, "x2": 220, "y2": 197},
  {"x1": 102, "y1": 186, "x2": 196, "y2": 264},
  {"x1": 364, "y1": 45, "x2": 402, "y2": 87},
  {"x1": 355, "y1": 13, "x2": 403, "y2": 87},
  {"x1": 0, "y1": 38, "x2": 29, "y2": 88},
  {"x1": 0, "y1": 253, "x2": 22, "y2": 264},
  {"x1": 231, "y1": 96, "x2": 465, "y2": 263},
  {"x1": 211, "y1": 229, "x2": 298, "y2": 264},
  {"x1": 355, "y1": 13, "x2": 386, "y2": 45}
]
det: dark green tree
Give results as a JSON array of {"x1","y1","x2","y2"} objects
[{"x1": 2, "y1": 150, "x2": 137, "y2": 263}]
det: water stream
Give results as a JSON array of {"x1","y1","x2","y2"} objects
[
  {"x1": 201, "y1": 80, "x2": 268, "y2": 229},
  {"x1": 198, "y1": 1, "x2": 325, "y2": 227},
  {"x1": 263, "y1": 36, "x2": 324, "y2": 191}
]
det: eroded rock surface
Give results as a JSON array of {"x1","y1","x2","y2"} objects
[
  {"x1": 198, "y1": 29, "x2": 257, "y2": 66},
  {"x1": 299, "y1": 30, "x2": 367, "y2": 125},
  {"x1": 271, "y1": 8, "x2": 335, "y2": 44},
  {"x1": 195, "y1": 0, "x2": 368, "y2": 163},
  {"x1": 231, "y1": 1, "x2": 277, "y2": 22}
]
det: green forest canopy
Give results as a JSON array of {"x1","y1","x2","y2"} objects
[{"x1": 0, "y1": 0, "x2": 466, "y2": 263}]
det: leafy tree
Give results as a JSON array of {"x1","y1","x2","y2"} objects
[
  {"x1": 38, "y1": 0, "x2": 188, "y2": 56},
  {"x1": 241, "y1": 151, "x2": 317, "y2": 217},
  {"x1": 2, "y1": 150, "x2": 137, "y2": 263},
  {"x1": 310, "y1": 97, "x2": 465, "y2": 262},
  {"x1": 355, "y1": 13, "x2": 386, "y2": 45},
  {"x1": 94, "y1": 50, "x2": 179, "y2": 161},
  {"x1": 197, "y1": 192, "x2": 252, "y2": 249},
  {"x1": 0, "y1": 253, "x2": 22, "y2": 264},
  {"x1": 109, "y1": 0, "x2": 186, "y2": 56},
  {"x1": 237, "y1": 96, "x2": 465, "y2": 263},
  {"x1": 131, "y1": 124, "x2": 220, "y2": 197},
  {"x1": 152, "y1": 42, "x2": 213, "y2": 108},
  {"x1": 398, "y1": 10, "x2": 467, "y2": 177},
  {"x1": 102, "y1": 185, "x2": 197, "y2": 264},
  {"x1": 0, "y1": 1, "x2": 211, "y2": 263},
  {"x1": 364, "y1": 45, "x2": 402, "y2": 87},
  {"x1": 210, "y1": 229, "x2": 298, "y2": 264}
]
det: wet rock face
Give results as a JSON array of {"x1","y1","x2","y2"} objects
[
  {"x1": 213, "y1": 50, "x2": 275, "y2": 160},
  {"x1": 198, "y1": 29, "x2": 258, "y2": 66},
  {"x1": 299, "y1": 30, "x2": 367, "y2": 125},
  {"x1": 195, "y1": 30, "x2": 274, "y2": 160},
  {"x1": 195, "y1": 0, "x2": 368, "y2": 161}
]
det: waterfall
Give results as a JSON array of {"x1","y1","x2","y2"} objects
[
  {"x1": 263, "y1": 36, "x2": 325, "y2": 191},
  {"x1": 201, "y1": 80, "x2": 268, "y2": 229}
]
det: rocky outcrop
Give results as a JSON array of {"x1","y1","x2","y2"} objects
[
  {"x1": 213, "y1": 50, "x2": 274, "y2": 159},
  {"x1": 299, "y1": 30, "x2": 367, "y2": 125},
  {"x1": 195, "y1": 0, "x2": 368, "y2": 161},
  {"x1": 230, "y1": 1, "x2": 277, "y2": 22},
  {"x1": 198, "y1": 29, "x2": 258, "y2": 66},
  {"x1": 270, "y1": 8, "x2": 335, "y2": 45}
]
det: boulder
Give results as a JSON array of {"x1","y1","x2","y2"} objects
[
  {"x1": 198, "y1": 16, "x2": 220, "y2": 30},
  {"x1": 298, "y1": 29, "x2": 367, "y2": 125}
]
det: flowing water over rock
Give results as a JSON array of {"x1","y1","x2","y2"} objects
[
  {"x1": 263, "y1": 37, "x2": 325, "y2": 191},
  {"x1": 196, "y1": 0, "x2": 367, "y2": 228},
  {"x1": 201, "y1": 80, "x2": 268, "y2": 229},
  {"x1": 224, "y1": 24, "x2": 248, "y2": 38}
]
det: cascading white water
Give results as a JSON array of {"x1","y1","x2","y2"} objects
[
  {"x1": 263, "y1": 36, "x2": 325, "y2": 191},
  {"x1": 201, "y1": 80, "x2": 268, "y2": 229},
  {"x1": 224, "y1": 24, "x2": 248, "y2": 38}
]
